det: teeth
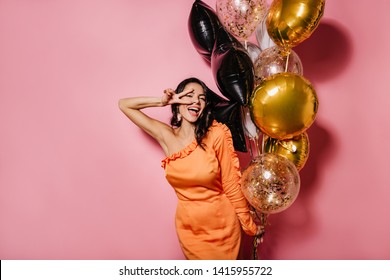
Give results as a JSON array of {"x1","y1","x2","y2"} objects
[{"x1": 188, "y1": 107, "x2": 199, "y2": 112}]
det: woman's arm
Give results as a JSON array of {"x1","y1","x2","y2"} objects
[
  {"x1": 118, "y1": 88, "x2": 193, "y2": 152},
  {"x1": 118, "y1": 96, "x2": 170, "y2": 144},
  {"x1": 212, "y1": 122, "x2": 262, "y2": 236}
]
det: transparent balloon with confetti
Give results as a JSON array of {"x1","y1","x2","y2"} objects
[
  {"x1": 216, "y1": 0, "x2": 267, "y2": 40},
  {"x1": 241, "y1": 153, "x2": 300, "y2": 214}
]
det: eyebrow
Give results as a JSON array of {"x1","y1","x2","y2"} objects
[{"x1": 186, "y1": 92, "x2": 206, "y2": 97}]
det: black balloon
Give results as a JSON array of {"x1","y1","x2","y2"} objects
[
  {"x1": 188, "y1": 0, "x2": 221, "y2": 62},
  {"x1": 207, "y1": 90, "x2": 247, "y2": 152},
  {"x1": 211, "y1": 27, "x2": 255, "y2": 106},
  {"x1": 212, "y1": 23, "x2": 242, "y2": 48}
]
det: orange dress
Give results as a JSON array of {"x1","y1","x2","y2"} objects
[{"x1": 161, "y1": 121, "x2": 257, "y2": 260}]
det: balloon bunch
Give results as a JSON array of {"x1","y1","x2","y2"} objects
[
  {"x1": 189, "y1": 0, "x2": 267, "y2": 152},
  {"x1": 188, "y1": 0, "x2": 325, "y2": 257}
]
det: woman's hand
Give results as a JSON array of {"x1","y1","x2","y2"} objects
[
  {"x1": 161, "y1": 88, "x2": 194, "y2": 106},
  {"x1": 256, "y1": 224, "x2": 265, "y2": 244}
]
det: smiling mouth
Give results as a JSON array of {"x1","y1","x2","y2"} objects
[{"x1": 188, "y1": 107, "x2": 200, "y2": 116}]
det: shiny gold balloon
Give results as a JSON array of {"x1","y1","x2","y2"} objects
[
  {"x1": 263, "y1": 132, "x2": 310, "y2": 171},
  {"x1": 241, "y1": 153, "x2": 300, "y2": 214},
  {"x1": 250, "y1": 72, "x2": 319, "y2": 139},
  {"x1": 266, "y1": 0, "x2": 325, "y2": 49}
]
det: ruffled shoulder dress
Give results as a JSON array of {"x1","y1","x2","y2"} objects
[{"x1": 161, "y1": 120, "x2": 257, "y2": 259}]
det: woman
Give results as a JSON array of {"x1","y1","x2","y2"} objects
[{"x1": 119, "y1": 77, "x2": 262, "y2": 259}]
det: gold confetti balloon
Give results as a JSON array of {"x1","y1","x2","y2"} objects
[
  {"x1": 241, "y1": 153, "x2": 300, "y2": 214},
  {"x1": 250, "y1": 72, "x2": 319, "y2": 140},
  {"x1": 266, "y1": 0, "x2": 325, "y2": 49},
  {"x1": 263, "y1": 132, "x2": 310, "y2": 171},
  {"x1": 253, "y1": 45, "x2": 303, "y2": 86},
  {"x1": 216, "y1": 0, "x2": 267, "y2": 40}
]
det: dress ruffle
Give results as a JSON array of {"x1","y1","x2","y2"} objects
[
  {"x1": 214, "y1": 120, "x2": 242, "y2": 179},
  {"x1": 161, "y1": 121, "x2": 241, "y2": 181},
  {"x1": 161, "y1": 139, "x2": 198, "y2": 169}
]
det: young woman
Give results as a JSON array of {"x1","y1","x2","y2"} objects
[{"x1": 119, "y1": 77, "x2": 262, "y2": 259}]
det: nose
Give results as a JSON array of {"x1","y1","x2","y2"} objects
[{"x1": 192, "y1": 97, "x2": 200, "y2": 104}]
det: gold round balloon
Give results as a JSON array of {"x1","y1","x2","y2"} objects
[
  {"x1": 266, "y1": 0, "x2": 326, "y2": 49},
  {"x1": 263, "y1": 132, "x2": 310, "y2": 171},
  {"x1": 250, "y1": 72, "x2": 319, "y2": 139}
]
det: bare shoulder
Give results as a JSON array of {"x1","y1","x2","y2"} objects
[{"x1": 158, "y1": 124, "x2": 177, "y2": 155}]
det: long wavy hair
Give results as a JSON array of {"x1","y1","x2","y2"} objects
[{"x1": 171, "y1": 77, "x2": 215, "y2": 148}]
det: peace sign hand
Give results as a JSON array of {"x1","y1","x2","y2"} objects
[{"x1": 161, "y1": 88, "x2": 194, "y2": 106}]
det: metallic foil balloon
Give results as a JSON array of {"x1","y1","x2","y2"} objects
[
  {"x1": 263, "y1": 132, "x2": 310, "y2": 171},
  {"x1": 250, "y1": 73, "x2": 319, "y2": 139},
  {"x1": 255, "y1": 11, "x2": 276, "y2": 51},
  {"x1": 188, "y1": 0, "x2": 221, "y2": 62},
  {"x1": 213, "y1": 24, "x2": 242, "y2": 48},
  {"x1": 206, "y1": 89, "x2": 248, "y2": 152},
  {"x1": 266, "y1": 0, "x2": 326, "y2": 49},
  {"x1": 211, "y1": 27, "x2": 254, "y2": 105},
  {"x1": 253, "y1": 46, "x2": 303, "y2": 85},
  {"x1": 241, "y1": 153, "x2": 300, "y2": 214},
  {"x1": 216, "y1": 0, "x2": 267, "y2": 40},
  {"x1": 215, "y1": 102, "x2": 248, "y2": 152}
]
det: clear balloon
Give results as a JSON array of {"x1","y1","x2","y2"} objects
[
  {"x1": 253, "y1": 46, "x2": 303, "y2": 85},
  {"x1": 250, "y1": 73, "x2": 319, "y2": 139},
  {"x1": 241, "y1": 153, "x2": 300, "y2": 214},
  {"x1": 241, "y1": 41, "x2": 261, "y2": 64},
  {"x1": 266, "y1": 0, "x2": 326, "y2": 49},
  {"x1": 263, "y1": 132, "x2": 310, "y2": 171},
  {"x1": 216, "y1": 0, "x2": 267, "y2": 40},
  {"x1": 255, "y1": 11, "x2": 276, "y2": 51},
  {"x1": 241, "y1": 106, "x2": 259, "y2": 140}
]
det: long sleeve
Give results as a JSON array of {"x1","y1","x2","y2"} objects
[{"x1": 212, "y1": 122, "x2": 257, "y2": 236}]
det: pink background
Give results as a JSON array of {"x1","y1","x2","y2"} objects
[{"x1": 1, "y1": 0, "x2": 389, "y2": 260}]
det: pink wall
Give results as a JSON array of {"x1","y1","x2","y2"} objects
[{"x1": 1, "y1": 0, "x2": 389, "y2": 260}]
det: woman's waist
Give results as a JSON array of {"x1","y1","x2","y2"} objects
[{"x1": 174, "y1": 187, "x2": 223, "y2": 202}]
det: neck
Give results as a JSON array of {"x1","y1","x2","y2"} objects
[{"x1": 175, "y1": 121, "x2": 196, "y2": 140}]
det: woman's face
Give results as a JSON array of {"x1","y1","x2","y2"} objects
[{"x1": 178, "y1": 82, "x2": 207, "y2": 123}]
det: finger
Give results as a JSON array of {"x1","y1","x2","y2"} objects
[
  {"x1": 168, "y1": 99, "x2": 192, "y2": 105},
  {"x1": 177, "y1": 88, "x2": 194, "y2": 98},
  {"x1": 164, "y1": 89, "x2": 175, "y2": 95}
]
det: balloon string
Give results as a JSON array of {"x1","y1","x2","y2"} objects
[
  {"x1": 253, "y1": 235, "x2": 259, "y2": 259},
  {"x1": 251, "y1": 208, "x2": 268, "y2": 260},
  {"x1": 284, "y1": 51, "x2": 290, "y2": 72},
  {"x1": 255, "y1": 135, "x2": 261, "y2": 156},
  {"x1": 261, "y1": 133, "x2": 266, "y2": 154},
  {"x1": 248, "y1": 135, "x2": 260, "y2": 160}
]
